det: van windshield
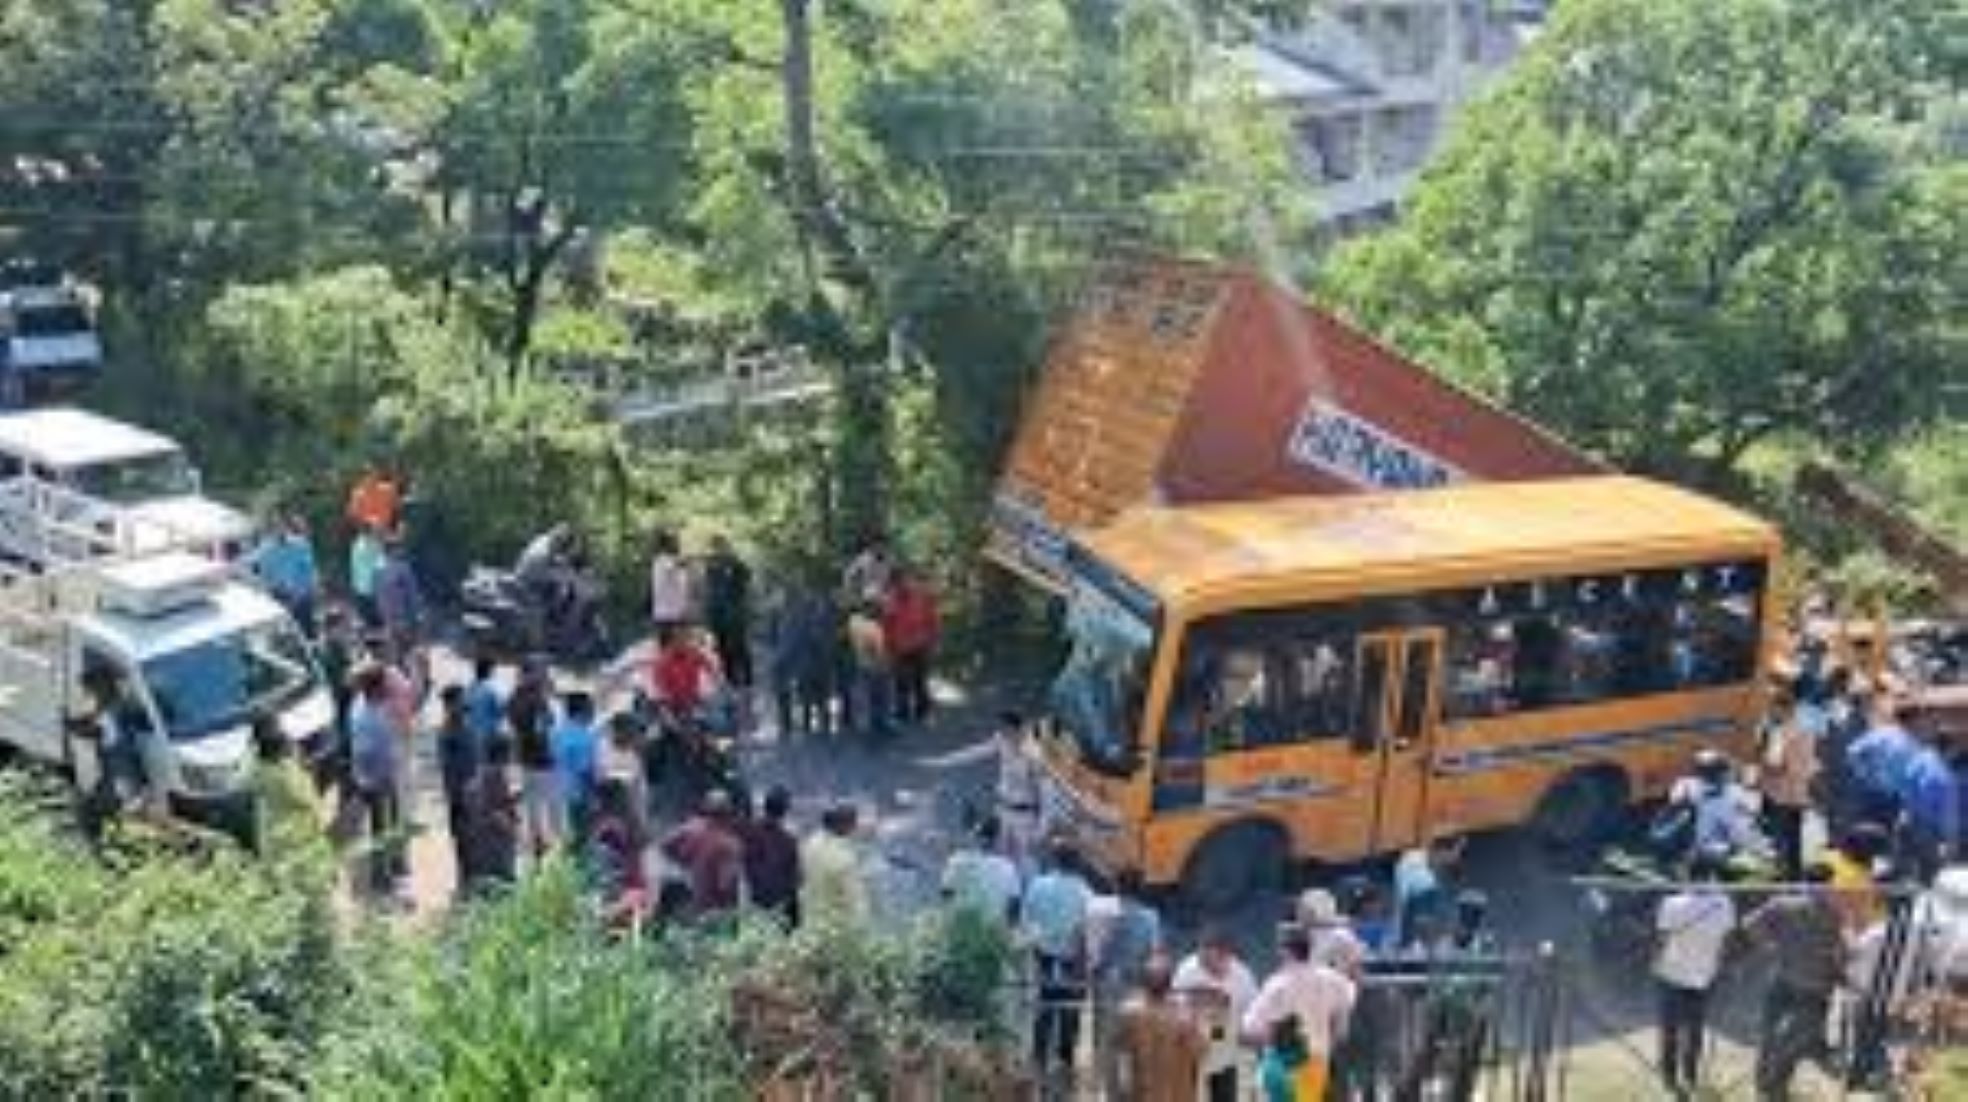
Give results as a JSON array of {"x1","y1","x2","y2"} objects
[
  {"x1": 74, "y1": 451, "x2": 197, "y2": 504},
  {"x1": 14, "y1": 304, "x2": 90, "y2": 337},
  {"x1": 141, "y1": 620, "x2": 316, "y2": 741},
  {"x1": 1049, "y1": 575, "x2": 1155, "y2": 776}
]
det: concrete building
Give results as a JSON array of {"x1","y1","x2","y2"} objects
[{"x1": 1244, "y1": 2, "x2": 1544, "y2": 237}]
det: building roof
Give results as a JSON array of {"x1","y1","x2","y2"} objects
[
  {"x1": 1237, "y1": 41, "x2": 1361, "y2": 102},
  {"x1": 1078, "y1": 476, "x2": 1777, "y2": 607},
  {"x1": 0, "y1": 408, "x2": 179, "y2": 469}
]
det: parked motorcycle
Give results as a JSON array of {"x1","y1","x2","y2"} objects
[{"x1": 459, "y1": 530, "x2": 609, "y2": 662}]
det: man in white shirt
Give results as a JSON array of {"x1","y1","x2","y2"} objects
[
  {"x1": 1173, "y1": 924, "x2": 1259, "y2": 1102},
  {"x1": 940, "y1": 815, "x2": 1022, "y2": 925},
  {"x1": 1653, "y1": 850, "x2": 1738, "y2": 1097},
  {"x1": 1243, "y1": 923, "x2": 1357, "y2": 1098},
  {"x1": 648, "y1": 531, "x2": 692, "y2": 629},
  {"x1": 1299, "y1": 887, "x2": 1368, "y2": 980},
  {"x1": 994, "y1": 713, "x2": 1042, "y2": 874}
]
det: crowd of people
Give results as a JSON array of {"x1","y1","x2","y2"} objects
[
  {"x1": 195, "y1": 464, "x2": 1966, "y2": 1099},
  {"x1": 1632, "y1": 657, "x2": 1965, "y2": 1101},
  {"x1": 982, "y1": 720, "x2": 1514, "y2": 1101},
  {"x1": 236, "y1": 464, "x2": 952, "y2": 926}
]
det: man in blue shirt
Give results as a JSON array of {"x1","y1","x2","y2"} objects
[
  {"x1": 1848, "y1": 703, "x2": 1923, "y2": 826},
  {"x1": 551, "y1": 691, "x2": 600, "y2": 841},
  {"x1": 1899, "y1": 717, "x2": 1960, "y2": 880},
  {"x1": 374, "y1": 535, "x2": 425, "y2": 664},
  {"x1": 253, "y1": 512, "x2": 320, "y2": 635},
  {"x1": 1021, "y1": 840, "x2": 1094, "y2": 1081},
  {"x1": 347, "y1": 664, "x2": 405, "y2": 900},
  {"x1": 463, "y1": 656, "x2": 505, "y2": 753}
]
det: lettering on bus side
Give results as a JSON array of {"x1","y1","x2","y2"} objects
[{"x1": 1285, "y1": 397, "x2": 1461, "y2": 490}]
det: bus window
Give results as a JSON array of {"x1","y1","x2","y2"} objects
[
  {"x1": 1286, "y1": 640, "x2": 1353, "y2": 735},
  {"x1": 1170, "y1": 613, "x2": 1356, "y2": 753},
  {"x1": 1050, "y1": 582, "x2": 1155, "y2": 775},
  {"x1": 1350, "y1": 642, "x2": 1391, "y2": 753},
  {"x1": 1393, "y1": 636, "x2": 1438, "y2": 750},
  {"x1": 1168, "y1": 642, "x2": 1287, "y2": 754},
  {"x1": 1441, "y1": 560, "x2": 1766, "y2": 720}
]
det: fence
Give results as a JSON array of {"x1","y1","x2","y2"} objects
[
  {"x1": 1566, "y1": 874, "x2": 1965, "y2": 1099},
  {"x1": 1003, "y1": 945, "x2": 1573, "y2": 1101},
  {"x1": 978, "y1": 878, "x2": 1963, "y2": 1101}
]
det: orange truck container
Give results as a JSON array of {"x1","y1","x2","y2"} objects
[{"x1": 986, "y1": 255, "x2": 1602, "y2": 588}]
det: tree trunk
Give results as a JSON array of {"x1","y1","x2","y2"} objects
[
  {"x1": 504, "y1": 223, "x2": 574, "y2": 383},
  {"x1": 779, "y1": 0, "x2": 888, "y2": 545}
]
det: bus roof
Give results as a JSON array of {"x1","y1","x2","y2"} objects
[
  {"x1": 0, "y1": 408, "x2": 179, "y2": 469},
  {"x1": 1078, "y1": 476, "x2": 1778, "y2": 608}
]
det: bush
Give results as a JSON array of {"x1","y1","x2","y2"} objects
[
  {"x1": 318, "y1": 861, "x2": 1019, "y2": 1099},
  {"x1": 0, "y1": 776, "x2": 342, "y2": 1096}
]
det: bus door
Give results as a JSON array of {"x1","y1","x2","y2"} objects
[{"x1": 1354, "y1": 629, "x2": 1445, "y2": 854}]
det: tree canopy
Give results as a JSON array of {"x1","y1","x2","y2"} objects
[{"x1": 1321, "y1": 0, "x2": 1965, "y2": 482}]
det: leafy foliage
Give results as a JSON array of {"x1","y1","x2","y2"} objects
[
  {"x1": 0, "y1": 776, "x2": 342, "y2": 1096},
  {"x1": 316, "y1": 861, "x2": 1017, "y2": 1099},
  {"x1": 1321, "y1": 0, "x2": 1965, "y2": 482}
]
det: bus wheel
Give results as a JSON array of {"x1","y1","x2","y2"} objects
[
  {"x1": 1181, "y1": 821, "x2": 1287, "y2": 913},
  {"x1": 1532, "y1": 768, "x2": 1627, "y2": 852}
]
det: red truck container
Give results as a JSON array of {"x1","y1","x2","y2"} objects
[{"x1": 986, "y1": 255, "x2": 1601, "y2": 588}]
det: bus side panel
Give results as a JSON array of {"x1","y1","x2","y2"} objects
[
  {"x1": 1423, "y1": 685, "x2": 1762, "y2": 837},
  {"x1": 1137, "y1": 740, "x2": 1378, "y2": 887}
]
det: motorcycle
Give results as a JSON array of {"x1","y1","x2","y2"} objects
[
  {"x1": 630, "y1": 691, "x2": 748, "y2": 816},
  {"x1": 459, "y1": 547, "x2": 610, "y2": 663}
]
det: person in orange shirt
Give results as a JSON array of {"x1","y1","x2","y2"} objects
[{"x1": 346, "y1": 463, "x2": 403, "y2": 535}]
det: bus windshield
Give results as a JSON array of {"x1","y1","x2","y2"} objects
[
  {"x1": 1049, "y1": 578, "x2": 1155, "y2": 776},
  {"x1": 142, "y1": 620, "x2": 317, "y2": 741}
]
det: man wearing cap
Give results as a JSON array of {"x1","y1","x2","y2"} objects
[{"x1": 1299, "y1": 888, "x2": 1368, "y2": 981}]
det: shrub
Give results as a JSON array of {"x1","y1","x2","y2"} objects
[
  {"x1": 0, "y1": 776, "x2": 343, "y2": 1096},
  {"x1": 319, "y1": 861, "x2": 1019, "y2": 1099}
]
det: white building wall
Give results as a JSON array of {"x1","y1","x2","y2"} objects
[{"x1": 1249, "y1": 1, "x2": 1537, "y2": 234}]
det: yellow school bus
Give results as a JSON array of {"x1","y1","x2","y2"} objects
[{"x1": 1031, "y1": 476, "x2": 1781, "y2": 909}]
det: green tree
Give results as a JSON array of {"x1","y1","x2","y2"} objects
[
  {"x1": 0, "y1": 0, "x2": 422, "y2": 398},
  {"x1": 681, "y1": 0, "x2": 1314, "y2": 547},
  {"x1": 1322, "y1": 0, "x2": 1966, "y2": 481}
]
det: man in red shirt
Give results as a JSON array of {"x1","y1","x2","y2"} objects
[
  {"x1": 882, "y1": 568, "x2": 940, "y2": 724},
  {"x1": 660, "y1": 789, "x2": 745, "y2": 918},
  {"x1": 648, "y1": 625, "x2": 722, "y2": 717}
]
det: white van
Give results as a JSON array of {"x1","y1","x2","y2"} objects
[
  {"x1": 0, "y1": 552, "x2": 332, "y2": 826},
  {"x1": 0, "y1": 408, "x2": 254, "y2": 564}
]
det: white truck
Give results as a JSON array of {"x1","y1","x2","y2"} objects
[
  {"x1": 0, "y1": 408, "x2": 256, "y2": 565},
  {"x1": 0, "y1": 262, "x2": 102, "y2": 405},
  {"x1": 0, "y1": 497, "x2": 331, "y2": 829}
]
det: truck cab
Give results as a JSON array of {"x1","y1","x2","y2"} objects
[
  {"x1": 0, "y1": 262, "x2": 102, "y2": 404},
  {"x1": 0, "y1": 408, "x2": 255, "y2": 563},
  {"x1": 0, "y1": 553, "x2": 332, "y2": 824}
]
